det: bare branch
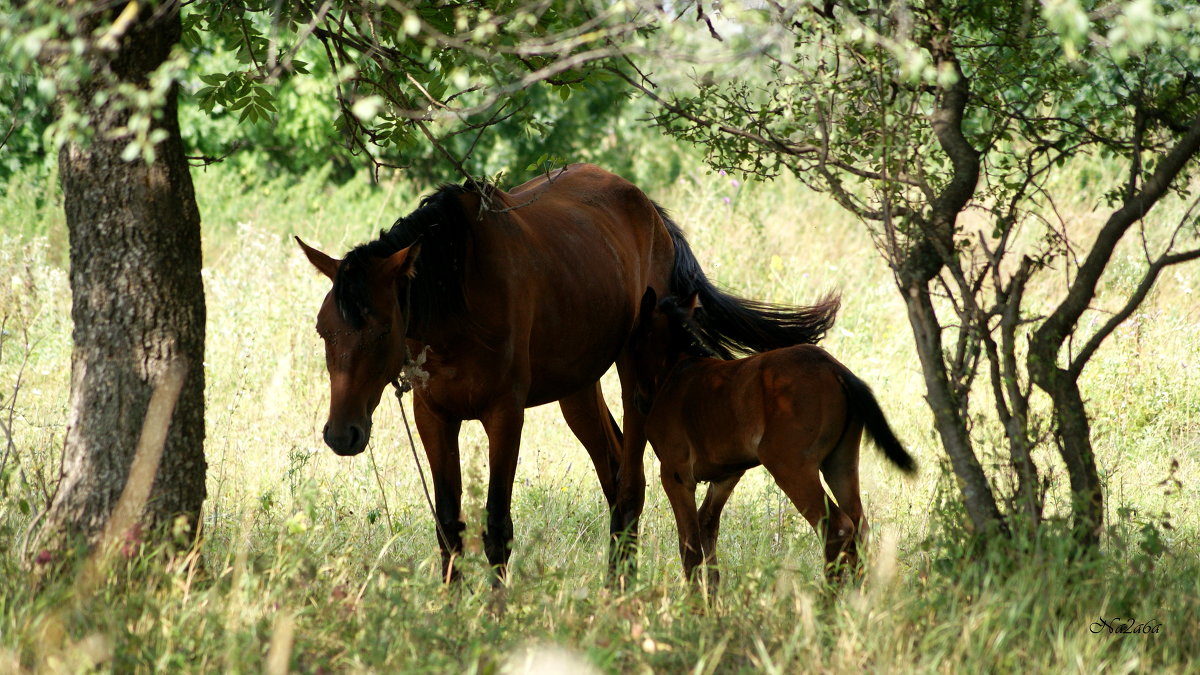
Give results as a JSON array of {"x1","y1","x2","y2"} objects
[
  {"x1": 1034, "y1": 111, "x2": 1200, "y2": 355},
  {"x1": 1069, "y1": 193, "x2": 1200, "y2": 375}
]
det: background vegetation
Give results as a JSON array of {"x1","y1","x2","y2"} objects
[
  {"x1": 2, "y1": 0, "x2": 1199, "y2": 672},
  {"x1": 2, "y1": 155, "x2": 1197, "y2": 671}
]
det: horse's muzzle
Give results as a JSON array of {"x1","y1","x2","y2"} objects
[{"x1": 323, "y1": 421, "x2": 370, "y2": 456}]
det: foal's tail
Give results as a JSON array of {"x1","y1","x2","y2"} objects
[
  {"x1": 840, "y1": 370, "x2": 917, "y2": 473},
  {"x1": 657, "y1": 204, "x2": 840, "y2": 359}
]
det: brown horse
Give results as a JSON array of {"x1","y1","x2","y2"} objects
[
  {"x1": 296, "y1": 163, "x2": 839, "y2": 583},
  {"x1": 630, "y1": 289, "x2": 915, "y2": 587}
]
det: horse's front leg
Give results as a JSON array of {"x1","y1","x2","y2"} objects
[
  {"x1": 610, "y1": 355, "x2": 649, "y2": 585},
  {"x1": 413, "y1": 393, "x2": 465, "y2": 583},
  {"x1": 480, "y1": 402, "x2": 525, "y2": 586}
]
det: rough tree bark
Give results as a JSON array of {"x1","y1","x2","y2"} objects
[{"x1": 29, "y1": 1, "x2": 206, "y2": 565}]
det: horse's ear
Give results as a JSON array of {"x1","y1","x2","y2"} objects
[
  {"x1": 385, "y1": 243, "x2": 421, "y2": 280},
  {"x1": 295, "y1": 236, "x2": 339, "y2": 281},
  {"x1": 682, "y1": 290, "x2": 700, "y2": 316}
]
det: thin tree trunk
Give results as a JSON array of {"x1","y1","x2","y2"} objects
[
  {"x1": 1028, "y1": 113, "x2": 1200, "y2": 550},
  {"x1": 29, "y1": 2, "x2": 206, "y2": 566},
  {"x1": 1046, "y1": 373, "x2": 1102, "y2": 547},
  {"x1": 901, "y1": 278, "x2": 1006, "y2": 535}
]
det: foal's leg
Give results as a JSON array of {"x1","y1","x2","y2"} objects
[
  {"x1": 413, "y1": 394, "x2": 465, "y2": 583},
  {"x1": 659, "y1": 465, "x2": 704, "y2": 583},
  {"x1": 820, "y1": 423, "x2": 867, "y2": 580},
  {"x1": 480, "y1": 403, "x2": 525, "y2": 586},
  {"x1": 558, "y1": 383, "x2": 621, "y2": 507},
  {"x1": 759, "y1": 456, "x2": 853, "y2": 583},
  {"x1": 697, "y1": 473, "x2": 743, "y2": 591}
]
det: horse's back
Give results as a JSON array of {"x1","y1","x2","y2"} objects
[
  {"x1": 459, "y1": 165, "x2": 674, "y2": 406},
  {"x1": 506, "y1": 163, "x2": 651, "y2": 204}
]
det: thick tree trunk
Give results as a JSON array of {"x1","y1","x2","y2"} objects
[{"x1": 29, "y1": 3, "x2": 206, "y2": 565}]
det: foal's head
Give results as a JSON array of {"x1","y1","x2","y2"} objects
[
  {"x1": 296, "y1": 237, "x2": 419, "y2": 456},
  {"x1": 630, "y1": 288, "x2": 715, "y2": 410}
]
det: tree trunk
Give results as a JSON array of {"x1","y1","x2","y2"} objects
[
  {"x1": 900, "y1": 277, "x2": 1006, "y2": 536},
  {"x1": 1027, "y1": 112, "x2": 1200, "y2": 551},
  {"x1": 1047, "y1": 374, "x2": 1103, "y2": 548},
  {"x1": 29, "y1": 3, "x2": 206, "y2": 566},
  {"x1": 1027, "y1": 357, "x2": 1103, "y2": 548}
]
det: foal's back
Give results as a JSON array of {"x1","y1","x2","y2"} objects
[{"x1": 646, "y1": 344, "x2": 855, "y2": 482}]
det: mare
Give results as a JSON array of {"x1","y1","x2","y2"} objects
[
  {"x1": 296, "y1": 163, "x2": 840, "y2": 583},
  {"x1": 630, "y1": 288, "x2": 916, "y2": 587}
]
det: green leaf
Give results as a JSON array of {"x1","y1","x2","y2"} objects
[{"x1": 120, "y1": 141, "x2": 142, "y2": 162}]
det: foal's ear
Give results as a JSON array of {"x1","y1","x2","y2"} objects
[
  {"x1": 681, "y1": 290, "x2": 700, "y2": 316},
  {"x1": 639, "y1": 287, "x2": 658, "y2": 318},
  {"x1": 295, "y1": 236, "x2": 339, "y2": 281},
  {"x1": 634, "y1": 287, "x2": 657, "y2": 336},
  {"x1": 384, "y1": 243, "x2": 421, "y2": 280}
]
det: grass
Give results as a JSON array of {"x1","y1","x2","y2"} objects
[{"x1": 1, "y1": 161, "x2": 1198, "y2": 673}]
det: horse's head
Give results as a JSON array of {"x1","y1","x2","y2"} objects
[
  {"x1": 630, "y1": 288, "x2": 702, "y2": 412},
  {"x1": 296, "y1": 236, "x2": 420, "y2": 456}
]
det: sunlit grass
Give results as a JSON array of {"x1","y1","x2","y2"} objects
[{"x1": 1, "y1": 161, "x2": 1198, "y2": 672}]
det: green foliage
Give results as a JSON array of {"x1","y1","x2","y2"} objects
[
  {"x1": 0, "y1": 2, "x2": 682, "y2": 186},
  {"x1": 651, "y1": 1, "x2": 1200, "y2": 203},
  {"x1": 178, "y1": 1, "x2": 670, "y2": 183},
  {"x1": 0, "y1": 69, "x2": 55, "y2": 181},
  {"x1": 0, "y1": 8, "x2": 61, "y2": 180}
]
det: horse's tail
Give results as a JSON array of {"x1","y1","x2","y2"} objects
[
  {"x1": 657, "y1": 204, "x2": 840, "y2": 358},
  {"x1": 839, "y1": 369, "x2": 916, "y2": 473}
]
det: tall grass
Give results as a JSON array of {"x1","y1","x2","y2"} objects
[{"x1": 1, "y1": 162, "x2": 1197, "y2": 673}]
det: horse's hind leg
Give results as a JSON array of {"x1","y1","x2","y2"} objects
[
  {"x1": 821, "y1": 422, "x2": 866, "y2": 580},
  {"x1": 760, "y1": 453, "x2": 854, "y2": 583},
  {"x1": 697, "y1": 472, "x2": 743, "y2": 592},
  {"x1": 413, "y1": 394, "x2": 465, "y2": 583},
  {"x1": 559, "y1": 382, "x2": 621, "y2": 507}
]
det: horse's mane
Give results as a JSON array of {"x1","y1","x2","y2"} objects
[
  {"x1": 658, "y1": 296, "x2": 727, "y2": 360},
  {"x1": 334, "y1": 182, "x2": 478, "y2": 331}
]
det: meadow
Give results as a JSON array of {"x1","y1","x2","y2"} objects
[{"x1": 1, "y1": 160, "x2": 1198, "y2": 673}]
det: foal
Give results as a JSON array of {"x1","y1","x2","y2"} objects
[{"x1": 631, "y1": 289, "x2": 916, "y2": 586}]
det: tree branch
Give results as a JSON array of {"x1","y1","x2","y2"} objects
[
  {"x1": 1033, "y1": 111, "x2": 1200, "y2": 357},
  {"x1": 1069, "y1": 241, "x2": 1200, "y2": 377}
]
